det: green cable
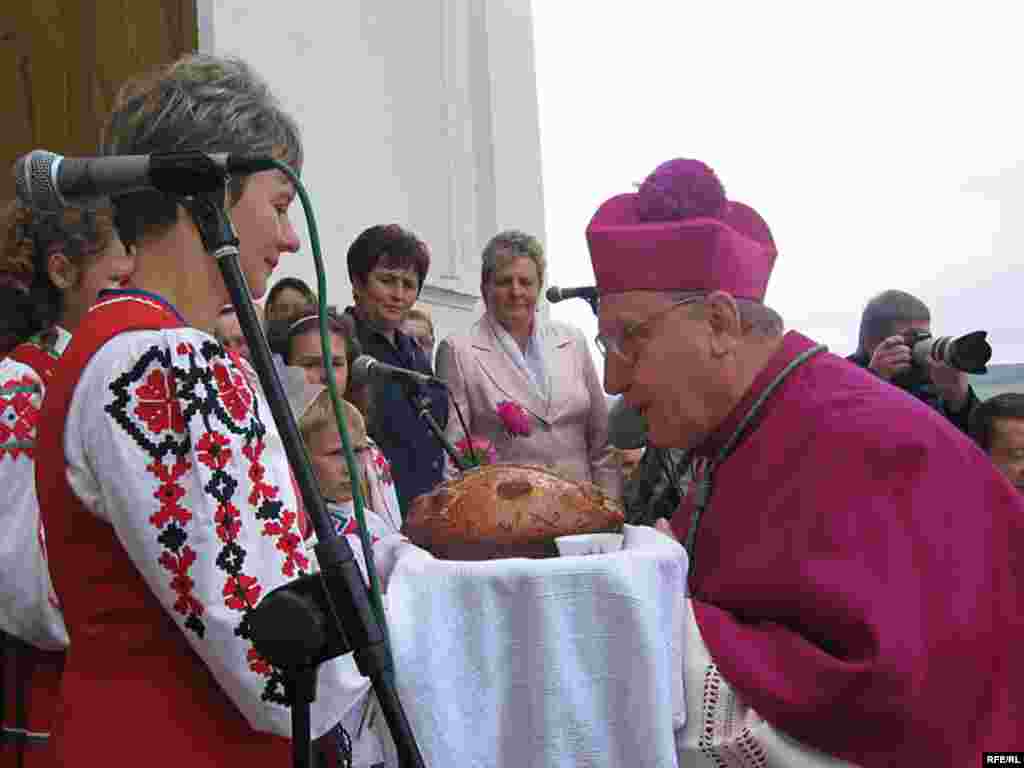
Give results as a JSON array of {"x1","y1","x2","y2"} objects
[{"x1": 270, "y1": 160, "x2": 389, "y2": 642}]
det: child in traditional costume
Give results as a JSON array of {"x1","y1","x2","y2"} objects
[{"x1": 0, "y1": 201, "x2": 132, "y2": 766}]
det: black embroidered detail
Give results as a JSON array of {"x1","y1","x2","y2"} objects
[
  {"x1": 185, "y1": 614, "x2": 206, "y2": 638},
  {"x1": 157, "y1": 523, "x2": 188, "y2": 553},
  {"x1": 256, "y1": 498, "x2": 283, "y2": 521},
  {"x1": 106, "y1": 335, "x2": 308, "y2": 707},
  {"x1": 216, "y1": 541, "x2": 246, "y2": 575},
  {"x1": 205, "y1": 471, "x2": 239, "y2": 504}
]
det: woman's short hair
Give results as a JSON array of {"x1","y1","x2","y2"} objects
[
  {"x1": 0, "y1": 200, "x2": 116, "y2": 345},
  {"x1": 969, "y1": 392, "x2": 1024, "y2": 453},
  {"x1": 856, "y1": 290, "x2": 930, "y2": 357},
  {"x1": 346, "y1": 225, "x2": 430, "y2": 293},
  {"x1": 480, "y1": 229, "x2": 546, "y2": 288},
  {"x1": 102, "y1": 53, "x2": 302, "y2": 248}
]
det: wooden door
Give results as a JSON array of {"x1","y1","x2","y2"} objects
[{"x1": 1, "y1": 1, "x2": 197, "y2": 205}]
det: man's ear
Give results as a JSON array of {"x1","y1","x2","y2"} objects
[
  {"x1": 705, "y1": 291, "x2": 742, "y2": 358},
  {"x1": 46, "y1": 250, "x2": 79, "y2": 292}
]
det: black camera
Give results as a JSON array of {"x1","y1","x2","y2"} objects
[{"x1": 902, "y1": 329, "x2": 992, "y2": 375}]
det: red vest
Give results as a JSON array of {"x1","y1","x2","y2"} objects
[
  {"x1": 1, "y1": 341, "x2": 64, "y2": 768},
  {"x1": 35, "y1": 297, "x2": 290, "y2": 765}
]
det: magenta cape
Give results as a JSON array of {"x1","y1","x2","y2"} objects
[{"x1": 673, "y1": 332, "x2": 1023, "y2": 766}]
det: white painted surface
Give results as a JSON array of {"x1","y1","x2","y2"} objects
[{"x1": 199, "y1": 0, "x2": 547, "y2": 349}]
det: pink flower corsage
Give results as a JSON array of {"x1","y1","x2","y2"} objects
[
  {"x1": 496, "y1": 400, "x2": 532, "y2": 438},
  {"x1": 455, "y1": 436, "x2": 498, "y2": 468}
]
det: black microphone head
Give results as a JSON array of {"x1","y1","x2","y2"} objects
[
  {"x1": 13, "y1": 150, "x2": 64, "y2": 211},
  {"x1": 351, "y1": 355, "x2": 377, "y2": 387},
  {"x1": 545, "y1": 286, "x2": 563, "y2": 303}
]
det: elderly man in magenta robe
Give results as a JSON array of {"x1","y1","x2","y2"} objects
[{"x1": 586, "y1": 158, "x2": 1023, "y2": 767}]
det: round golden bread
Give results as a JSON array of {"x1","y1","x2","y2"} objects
[{"x1": 403, "y1": 463, "x2": 625, "y2": 560}]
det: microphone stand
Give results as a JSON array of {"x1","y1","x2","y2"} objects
[
  {"x1": 183, "y1": 185, "x2": 425, "y2": 768},
  {"x1": 400, "y1": 379, "x2": 468, "y2": 472}
]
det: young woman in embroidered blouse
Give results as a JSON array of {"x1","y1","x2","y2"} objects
[
  {"x1": 32, "y1": 55, "x2": 390, "y2": 767},
  {"x1": 0, "y1": 200, "x2": 133, "y2": 761}
]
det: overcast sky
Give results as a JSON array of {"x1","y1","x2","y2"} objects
[{"x1": 531, "y1": 2, "x2": 1023, "y2": 364}]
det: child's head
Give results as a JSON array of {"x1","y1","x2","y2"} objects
[
  {"x1": 0, "y1": 200, "x2": 132, "y2": 345},
  {"x1": 299, "y1": 389, "x2": 369, "y2": 503}
]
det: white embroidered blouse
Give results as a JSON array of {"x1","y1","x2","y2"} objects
[
  {"x1": 61, "y1": 325, "x2": 393, "y2": 740},
  {"x1": 0, "y1": 329, "x2": 71, "y2": 651}
]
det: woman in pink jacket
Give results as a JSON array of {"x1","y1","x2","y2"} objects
[{"x1": 436, "y1": 230, "x2": 621, "y2": 499}]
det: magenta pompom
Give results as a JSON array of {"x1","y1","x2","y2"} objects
[{"x1": 635, "y1": 158, "x2": 727, "y2": 223}]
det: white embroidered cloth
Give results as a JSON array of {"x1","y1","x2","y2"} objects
[{"x1": 380, "y1": 525, "x2": 688, "y2": 767}]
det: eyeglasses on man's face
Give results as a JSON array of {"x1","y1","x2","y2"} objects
[{"x1": 595, "y1": 295, "x2": 703, "y2": 364}]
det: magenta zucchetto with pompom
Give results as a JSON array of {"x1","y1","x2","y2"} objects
[{"x1": 586, "y1": 158, "x2": 777, "y2": 301}]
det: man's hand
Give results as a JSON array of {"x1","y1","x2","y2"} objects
[
  {"x1": 928, "y1": 360, "x2": 969, "y2": 411},
  {"x1": 869, "y1": 335, "x2": 913, "y2": 380}
]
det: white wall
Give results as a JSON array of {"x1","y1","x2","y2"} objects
[{"x1": 199, "y1": 0, "x2": 547, "y2": 349}]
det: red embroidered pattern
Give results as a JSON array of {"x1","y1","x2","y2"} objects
[
  {"x1": 211, "y1": 360, "x2": 253, "y2": 422},
  {"x1": 246, "y1": 647, "x2": 272, "y2": 676},
  {"x1": 373, "y1": 449, "x2": 394, "y2": 485},
  {"x1": 196, "y1": 431, "x2": 232, "y2": 470},
  {"x1": 106, "y1": 338, "x2": 308, "y2": 703},
  {"x1": 0, "y1": 374, "x2": 40, "y2": 460},
  {"x1": 159, "y1": 545, "x2": 204, "y2": 618},
  {"x1": 147, "y1": 456, "x2": 193, "y2": 527},
  {"x1": 133, "y1": 369, "x2": 186, "y2": 434},
  {"x1": 223, "y1": 574, "x2": 262, "y2": 610}
]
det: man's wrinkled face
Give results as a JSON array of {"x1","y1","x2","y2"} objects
[{"x1": 598, "y1": 291, "x2": 718, "y2": 450}]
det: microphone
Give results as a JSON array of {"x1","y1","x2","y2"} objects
[
  {"x1": 546, "y1": 285, "x2": 598, "y2": 304},
  {"x1": 607, "y1": 397, "x2": 648, "y2": 450},
  {"x1": 351, "y1": 355, "x2": 446, "y2": 389},
  {"x1": 13, "y1": 149, "x2": 278, "y2": 211}
]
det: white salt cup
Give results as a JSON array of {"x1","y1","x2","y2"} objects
[{"x1": 555, "y1": 532, "x2": 625, "y2": 557}]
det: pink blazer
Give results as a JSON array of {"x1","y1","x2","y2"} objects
[{"x1": 436, "y1": 316, "x2": 622, "y2": 498}]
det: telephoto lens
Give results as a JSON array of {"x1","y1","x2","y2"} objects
[{"x1": 907, "y1": 330, "x2": 992, "y2": 374}]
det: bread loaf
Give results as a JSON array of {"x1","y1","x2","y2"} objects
[{"x1": 403, "y1": 463, "x2": 624, "y2": 560}]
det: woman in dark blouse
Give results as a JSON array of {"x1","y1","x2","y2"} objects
[{"x1": 344, "y1": 224, "x2": 448, "y2": 516}]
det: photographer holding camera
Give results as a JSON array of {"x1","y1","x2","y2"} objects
[{"x1": 848, "y1": 290, "x2": 980, "y2": 433}]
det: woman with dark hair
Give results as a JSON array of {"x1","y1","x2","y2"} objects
[
  {"x1": 264, "y1": 275, "x2": 316, "y2": 326},
  {"x1": 345, "y1": 224, "x2": 448, "y2": 516},
  {"x1": 0, "y1": 199, "x2": 133, "y2": 761}
]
